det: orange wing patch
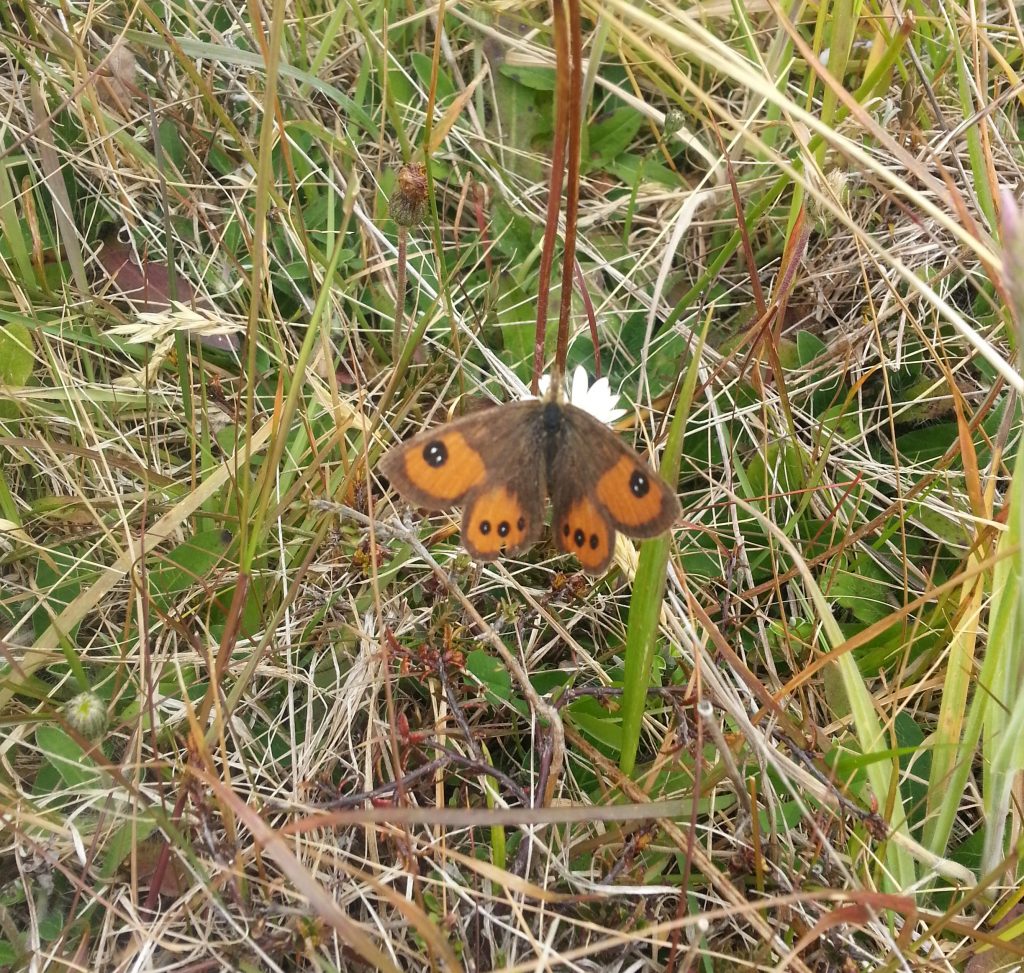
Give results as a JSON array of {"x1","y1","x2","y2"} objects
[
  {"x1": 462, "y1": 486, "x2": 532, "y2": 559},
  {"x1": 596, "y1": 455, "x2": 674, "y2": 534},
  {"x1": 390, "y1": 431, "x2": 486, "y2": 506},
  {"x1": 556, "y1": 496, "x2": 614, "y2": 573}
]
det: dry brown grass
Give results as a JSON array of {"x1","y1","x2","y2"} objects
[{"x1": 2, "y1": 1, "x2": 1024, "y2": 971}]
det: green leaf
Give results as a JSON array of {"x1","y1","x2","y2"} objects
[
  {"x1": 585, "y1": 108, "x2": 644, "y2": 170},
  {"x1": 893, "y1": 712, "x2": 928, "y2": 833},
  {"x1": 568, "y1": 696, "x2": 623, "y2": 752},
  {"x1": 0, "y1": 322, "x2": 33, "y2": 420},
  {"x1": 895, "y1": 422, "x2": 958, "y2": 464},
  {"x1": 467, "y1": 649, "x2": 513, "y2": 710},
  {"x1": 100, "y1": 814, "x2": 158, "y2": 879},
  {"x1": 157, "y1": 117, "x2": 186, "y2": 174},
  {"x1": 0, "y1": 940, "x2": 21, "y2": 968},
  {"x1": 0, "y1": 322, "x2": 33, "y2": 385},
  {"x1": 795, "y1": 330, "x2": 842, "y2": 414},
  {"x1": 146, "y1": 528, "x2": 236, "y2": 614},
  {"x1": 32, "y1": 546, "x2": 92, "y2": 640},
  {"x1": 39, "y1": 901, "x2": 67, "y2": 944},
  {"x1": 387, "y1": 63, "x2": 415, "y2": 108},
  {"x1": 494, "y1": 275, "x2": 546, "y2": 372},
  {"x1": 619, "y1": 322, "x2": 704, "y2": 775},
  {"x1": 795, "y1": 329, "x2": 826, "y2": 366},
  {"x1": 829, "y1": 553, "x2": 892, "y2": 625},
  {"x1": 497, "y1": 64, "x2": 556, "y2": 90},
  {"x1": 489, "y1": 69, "x2": 551, "y2": 182},
  {"x1": 35, "y1": 725, "x2": 103, "y2": 788},
  {"x1": 411, "y1": 52, "x2": 456, "y2": 101},
  {"x1": 605, "y1": 155, "x2": 680, "y2": 189}
]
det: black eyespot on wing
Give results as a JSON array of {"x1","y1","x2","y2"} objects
[
  {"x1": 479, "y1": 520, "x2": 491, "y2": 535},
  {"x1": 630, "y1": 470, "x2": 649, "y2": 497},
  {"x1": 498, "y1": 521, "x2": 510, "y2": 537},
  {"x1": 423, "y1": 441, "x2": 448, "y2": 467}
]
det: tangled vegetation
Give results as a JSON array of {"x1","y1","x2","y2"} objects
[{"x1": 2, "y1": 1, "x2": 1024, "y2": 970}]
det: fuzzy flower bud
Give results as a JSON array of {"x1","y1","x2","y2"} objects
[
  {"x1": 65, "y1": 691, "x2": 108, "y2": 738},
  {"x1": 664, "y1": 108, "x2": 684, "y2": 137}
]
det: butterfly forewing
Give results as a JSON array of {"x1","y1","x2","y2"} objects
[
  {"x1": 594, "y1": 452, "x2": 681, "y2": 535},
  {"x1": 379, "y1": 424, "x2": 487, "y2": 508},
  {"x1": 559, "y1": 403, "x2": 681, "y2": 535}
]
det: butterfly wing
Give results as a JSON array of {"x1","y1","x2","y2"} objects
[
  {"x1": 380, "y1": 402, "x2": 547, "y2": 563},
  {"x1": 551, "y1": 404, "x2": 681, "y2": 573},
  {"x1": 460, "y1": 480, "x2": 544, "y2": 561},
  {"x1": 551, "y1": 483, "x2": 617, "y2": 574},
  {"x1": 594, "y1": 449, "x2": 681, "y2": 537},
  {"x1": 379, "y1": 410, "x2": 491, "y2": 510}
]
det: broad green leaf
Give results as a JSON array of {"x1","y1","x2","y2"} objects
[
  {"x1": 146, "y1": 528, "x2": 236, "y2": 614},
  {"x1": 497, "y1": 64, "x2": 556, "y2": 90},
  {"x1": 467, "y1": 649, "x2": 514, "y2": 711},
  {"x1": 35, "y1": 725, "x2": 103, "y2": 788},
  {"x1": 33, "y1": 546, "x2": 93, "y2": 640},
  {"x1": 568, "y1": 697, "x2": 623, "y2": 752},
  {"x1": 585, "y1": 108, "x2": 644, "y2": 170},
  {"x1": 0, "y1": 322, "x2": 33, "y2": 421},
  {"x1": 828, "y1": 553, "x2": 892, "y2": 625},
  {"x1": 411, "y1": 52, "x2": 456, "y2": 101}
]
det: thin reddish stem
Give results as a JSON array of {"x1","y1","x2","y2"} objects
[{"x1": 532, "y1": 0, "x2": 571, "y2": 394}]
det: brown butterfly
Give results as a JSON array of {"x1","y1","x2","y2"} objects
[{"x1": 379, "y1": 395, "x2": 681, "y2": 573}]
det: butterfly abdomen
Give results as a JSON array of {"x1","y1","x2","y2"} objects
[
  {"x1": 541, "y1": 402, "x2": 563, "y2": 432},
  {"x1": 540, "y1": 402, "x2": 568, "y2": 495}
]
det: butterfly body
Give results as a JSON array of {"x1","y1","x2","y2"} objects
[{"x1": 380, "y1": 399, "x2": 680, "y2": 573}]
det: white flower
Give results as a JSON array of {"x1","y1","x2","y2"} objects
[{"x1": 535, "y1": 366, "x2": 627, "y2": 424}]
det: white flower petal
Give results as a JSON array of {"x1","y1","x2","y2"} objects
[
  {"x1": 570, "y1": 365, "x2": 589, "y2": 405},
  {"x1": 525, "y1": 369, "x2": 626, "y2": 425}
]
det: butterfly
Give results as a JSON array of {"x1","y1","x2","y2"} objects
[{"x1": 379, "y1": 395, "x2": 681, "y2": 573}]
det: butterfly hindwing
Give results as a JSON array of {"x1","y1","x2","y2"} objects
[
  {"x1": 462, "y1": 482, "x2": 544, "y2": 561},
  {"x1": 551, "y1": 487, "x2": 616, "y2": 574}
]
